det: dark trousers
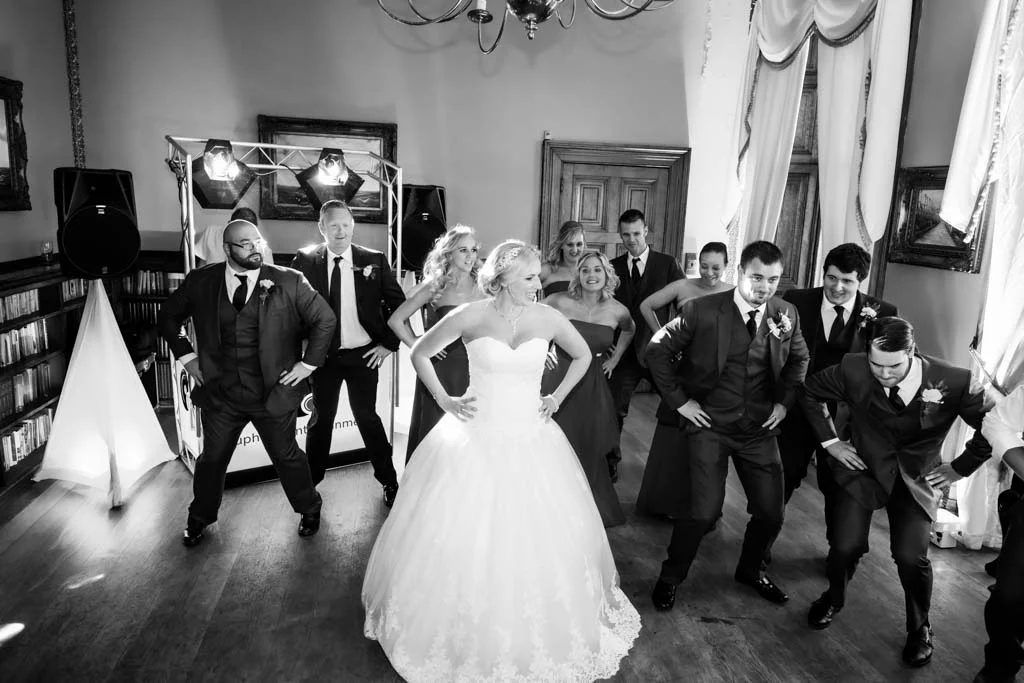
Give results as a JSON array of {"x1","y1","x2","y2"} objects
[
  {"x1": 981, "y1": 494, "x2": 1024, "y2": 679},
  {"x1": 609, "y1": 347, "x2": 651, "y2": 466},
  {"x1": 826, "y1": 477, "x2": 932, "y2": 633},
  {"x1": 189, "y1": 402, "x2": 321, "y2": 526},
  {"x1": 307, "y1": 345, "x2": 397, "y2": 487},
  {"x1": 659, "y1": 423, "x2": 785, "y2": 584},
  {"x1": 779, "y1": 408, "x2": 840, "y2": 540}
]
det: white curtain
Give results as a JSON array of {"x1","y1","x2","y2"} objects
[
  {"x1": 723, "y1": 0, "x2": 910, "y2": 254},
  {"x1": 938, "y1": 0, "x2": 1024, "y2": 550},
  {"x1": 34, "y1": 281, "x2": 175, "y2": 507}
]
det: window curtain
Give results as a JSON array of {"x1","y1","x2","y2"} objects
[
  {"x1": 723, "y1": 0, "x2": 910, "y2": 254},
  {"x1": 939, "y1": 0, "x2": 1024, "y2": 550}
]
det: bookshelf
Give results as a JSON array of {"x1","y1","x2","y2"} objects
[{"x1": 0, "y1": 261, "x2": 88, "y2": 494}]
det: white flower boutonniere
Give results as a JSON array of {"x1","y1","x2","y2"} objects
[
  {"x1": 766, "y1": 310, "x2": 793, "y2": 339},
  {"x1": 920, "y1": 381, "x2": 947, "y2": 417},
  {"x1": 258, "y1": 278, "x2": 274, "y2": 304},
  {"x1": 356, "y1": 265, "x2": 377, "y2": 280},
  {"x1": 859, "y1": 304, "x2": 879, "y2": 329}
]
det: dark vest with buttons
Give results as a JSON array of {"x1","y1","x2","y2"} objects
[
  {"x1": 811, "y1": 303, "x2": 857, "y2": 375},
  {"x1": 214, "y1": 286, "x2": 264, "y2": 408},
  {"x1": 702, "y1": 307, "x2": 774, "y2": 430}
]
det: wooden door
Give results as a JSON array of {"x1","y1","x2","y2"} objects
[{"x1": 539, "y1": 141, "x2": 690, "y2": 263}]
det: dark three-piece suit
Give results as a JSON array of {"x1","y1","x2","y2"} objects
[{"x1": 158, "y1": 262, "x2": 336, "y2": 525}]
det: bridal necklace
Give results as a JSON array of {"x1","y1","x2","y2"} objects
[{"x1": 492, "y1": 299, "x2": 526, "y2": 337}]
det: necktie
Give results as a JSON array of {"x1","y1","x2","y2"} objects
[
  {"x1": 631, "y1": 257, "x2": 641, "y2": 287},
  {"x1": 232, "y1": 274, "x2": 248, "y2": 312},
  {"x1": 746, "y1": 310, "x2": 758, "y2": 339},
  {"x1": 827, "y1": 304, "x2": 846, "y2": 344},
  {"x1": 888, "y1": 386, "x2": 906, "y2": 410},
  {"x1": 330, "y1": 256, "x2": 343, "y2": 349}
]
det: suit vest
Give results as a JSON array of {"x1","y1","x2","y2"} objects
[
  {"x1": 811, "y1": 307, "x2": 857, "y2": 375},
  {"x1": 703, "y1": 308, "x2": 773, "y2": 429},
  {"x1": 215, "y1": 293, "x2": 264, "y2": 408}
]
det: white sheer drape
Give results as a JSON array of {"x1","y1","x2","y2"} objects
[
  {"x1": 34, "y1": 281, "x2": 175, "y2": 507},
  {"x1": 939, "y1": 0, "x2": 1024, "y2": 550},
  {"x1": 723, "y1": 0, "x2": 910, "y2": 253}
]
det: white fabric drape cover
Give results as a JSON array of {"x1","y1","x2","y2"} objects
[
  {"x1": 938, "y1": 0, "x2": 1024, "y2": 550},
  {"x1": 34, "y1": 281, "x2": 174, "y2": 507},
  {"x1": 723, "y1": 0, "x2": 907, "y2": 254}
]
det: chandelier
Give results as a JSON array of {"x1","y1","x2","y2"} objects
[{"x1": 377, "y1": 0, "x2": 676, "y2": 54}]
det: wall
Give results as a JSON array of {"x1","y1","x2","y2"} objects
[
  {"x1": 66, "y1": 0, "x2": 750, "y2": 260},
  {"x1": 880, "y1": 0, "x2": 986, "y2": 364},
  {"x1": 0, "y1": 0, "x2": 74, "y2": 260}
]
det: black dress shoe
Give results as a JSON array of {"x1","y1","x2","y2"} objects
[
  {"x1": 985, "y1": 557, "x2": 1000, "y2": 578},
  {"x1": 902, "y1": 625, "x2": 934, "y2": 667},
  {"x1": 651, "y1": 580, "x2": 677, "y2": 611},
  {"x1": 807, "y1": 593, "x2": 841, "y2": 629},
  {"x1": 182, "y1": 523, "x2": 205, "y2": 548},
  {"x1": 383, "y1": 483, "x2": 399, "y2": 508},
  {"x1": 735, "y1": 574, "x2": 789, "y2": 604},
  {"x1": 298, "y1": 513, "x2": 321, "y2": 537}
]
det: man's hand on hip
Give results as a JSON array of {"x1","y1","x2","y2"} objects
[
  {"x1": 362, "y1": 345, "x2": 392, "y2": 369},
  {"x1": 279, "y1": 362, "x2": 314, "y2": 386},
  {"x1": 184, "y1": 358, "x2": 204, "y2": 385}
]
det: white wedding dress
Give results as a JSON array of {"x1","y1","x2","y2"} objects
[{"x1": 362, "y1": 336, "x2": 641, "y2": 682}]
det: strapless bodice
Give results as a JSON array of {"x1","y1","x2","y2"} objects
[{"x1": 464, "y1": 336, "x2": 548, "y2": 426}]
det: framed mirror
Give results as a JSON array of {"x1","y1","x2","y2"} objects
[{"x1": 0, "y1": 76, "x2": 31, "y2": 212}]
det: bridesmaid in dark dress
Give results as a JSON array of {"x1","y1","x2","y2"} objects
[
  {"x1": 543, "y1": 251, "x2": 635, "y2": 527},
  {"x1": 541, "y1": 220, "x2": 587, "y2": 298},
  {"x1": 387, "y1": 225, "x2": 484, "y2": 462},
  {"x1": 635, "y1": 242, "x2": 733, "y2": 518}
]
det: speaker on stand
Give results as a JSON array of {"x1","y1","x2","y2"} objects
[
  {"x1": 53, "y1": 167, "x2": 141, "y2": 279},
  {"x1": 394, "y1": 184, "x2": 447, "y2": 276}
]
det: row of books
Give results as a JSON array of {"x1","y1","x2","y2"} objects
[
  {"x1": 0, "y1": 362, "x2": 60, "y2": 419},
  {"x1": 122, "y1": 301, "x2": 173, "y2": 360},
  {"x1": 1, "y1": 409, "x2": 53, "y2": 470},
  {"x1": 121, "y1": 270, "x2": 185, "y2": 296},
  {"x1": 155, "y1": 360, "x2": 174, "y2": 403},
  {"x1": 0, "y1": 319, "x2": 51, "y2": 368},
  {"x1": 60, "y1": 278, "x2": 89, "y2": 302},
  {"x1": 0, "y1": 288, "x2": 40, "y2": 324}
]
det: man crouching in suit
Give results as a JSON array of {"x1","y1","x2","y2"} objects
[
  {"x1": 291, "y1": 200, "x2": 405, "y2": 507},
  {"x1": 158, "y1": 219, "x2": 336, "y2": 546},
  {"x1": 647, "y1": 240, "x2": 809, "y2": 611},
  {"x1": 801, "y1": 316, "x2": 992, "y2": 668}
]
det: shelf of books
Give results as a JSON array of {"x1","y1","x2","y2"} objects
[{"x1": 0, "y1": 263, "x2": 87, "y2": 494}]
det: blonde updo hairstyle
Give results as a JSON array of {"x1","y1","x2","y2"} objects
[
  {"x1": 545, "y1": 220, "x2": 586, "y2": 266},
  {"x1": 421, "y1": 224, "x2": 479, "y2": 303},
  {"x1": 567, "y1": 250, "x2": 619, "y2": 301},
  {"x1": 478, "y1": 240, "x2": 541, "y2": 297}
]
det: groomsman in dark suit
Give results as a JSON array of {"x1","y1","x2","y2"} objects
[
  {"x1": 291, "y1": 200, "x2": 405, "y2": 507},
  {"x1": 647, "y1": 241, "x2": 809, "y2": 610},
  {"x1": 779, "y1": 243, "x2": 897, "y2": 542},
  {"x1": 609, "y1": 209, "x2": 684, "y2": 479},
  {"x1": 977, "y1": 387, "x2": 1024, "y2": 683},
  {"x1": 159, "y1": 219, "x2": 336, "y2": 546},
  {"x1": 801, "y1": 317, "x2": 991, "y2": 667}
]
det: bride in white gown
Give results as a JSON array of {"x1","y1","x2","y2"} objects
[{"x1": 363, "y1": 240, "x2": 641, "y2": 682}]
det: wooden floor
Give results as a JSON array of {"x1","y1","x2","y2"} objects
[{"x1": 0, "y1": 393, "x2": 999, "y2": 682}]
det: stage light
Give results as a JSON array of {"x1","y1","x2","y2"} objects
[
  {"x1": 190, "y1": 139, "x2": 256, "y2": 210},
  {"x1": 296, "y1": 148, "x2": 365, "y2": 211}
]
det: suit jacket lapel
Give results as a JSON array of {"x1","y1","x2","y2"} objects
[
  {"x1": 213, "y1": 265, "x2": 227, "y2": 347},
  {"x1": 717, "y1": 295, "x2": 733, "y2": 375},
  {"x1": 256, "y1": 264, "x2": 270, "y2": 341},
  {"x1": 850, "y1": 292, "x2": 867, "y2": 352},
  {"x1": 766, "y1": 299, "x2": 784, "y2": 379},
  {"x1": 636, "y1": 253, "x2": 655, "y2": 303}
]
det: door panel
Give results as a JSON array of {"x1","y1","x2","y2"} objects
[{"x1": 775, "y1": 164, "x2": 820, "y2": 292}]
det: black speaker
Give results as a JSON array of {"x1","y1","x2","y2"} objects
[
  {"x1": 54, "y1": 167, "x2": 141, "y2": 278},
  {"x1": 393, "y1": 184, "x2": 447, "y2": 273}
]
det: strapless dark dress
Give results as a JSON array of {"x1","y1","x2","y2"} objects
[
  {"x1": 541, "y1": 320, "x2": 625, "y2": 527},
  {"x1": 405, "y1": 305, "x2": 470, "y2": 462},
  {"x1": 542, "y1": 280, "x2": 570, "y2": 298}
]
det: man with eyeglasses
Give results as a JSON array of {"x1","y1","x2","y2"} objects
[
  {"x1": 292, "y1": 200, "x2": 406, "y2": 507},
  {"x1": 158, "y1": 219, "x2": 336, "y2": 546}
]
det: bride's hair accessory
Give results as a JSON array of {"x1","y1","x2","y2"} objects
[{"x1": 478, "y1": 240, "x2": 540, "y2": 296}]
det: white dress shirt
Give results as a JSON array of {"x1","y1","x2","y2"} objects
[
  {"x1": 821, "y1": 356, "x2": 922, "y2": 448},
  {"x1": 733, "y1": 287, "x2": 766, "y2": 332},
  {"x1": 327, "y1": 246, "x2": 373, "y2": 349},
  {"x1": 628, "y1": 246, "x2": 650, "y2": 278},
  {"x1": 983, "y1": 385, "x2": 1024, "y2": 460},
  {"x1": 820, "y1": 293, "x2": 857, "y2": 337}
]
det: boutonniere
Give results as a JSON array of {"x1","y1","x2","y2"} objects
[
  {"x1": 258, "y1": 278, "x2": 275, "y2": 304},
  {"x1": 858, "y1": 304, "x2": 879, "y2": 329},
  {"x1": 355, "y1": 264, "x2": 377, "y2": 280},
  {"x1": 920, "y1": 380, "x2": 946, "y2": 416},
  {"x1": 766, "y1": 310, "x2": 793, "y2": 339}
]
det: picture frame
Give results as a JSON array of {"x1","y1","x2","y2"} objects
[
  {"x1": 257, "y1": 115, "x2": 397, "y2": 223},
  {"x1": 0, "y1": 76, "x2": 31, "y2": 212},
  {"x1": 886, "y1": 166, "x2": 985, "y2": 274}
]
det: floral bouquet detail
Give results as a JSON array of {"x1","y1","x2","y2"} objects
[{"x1": 766, "y1": 310, "x2": 793, "y2": 339}]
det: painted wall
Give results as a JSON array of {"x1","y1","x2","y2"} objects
[
  {"x1": 0, "y1": 0, "x2": 74, "y2": 260},
  {"x1": 881, "y1": 0, "x2": 987, "y2": 364}
]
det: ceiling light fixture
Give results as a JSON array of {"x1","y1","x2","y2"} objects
[{"x1": 378, "y1": 0, "x2": 675, "y2": 54}]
